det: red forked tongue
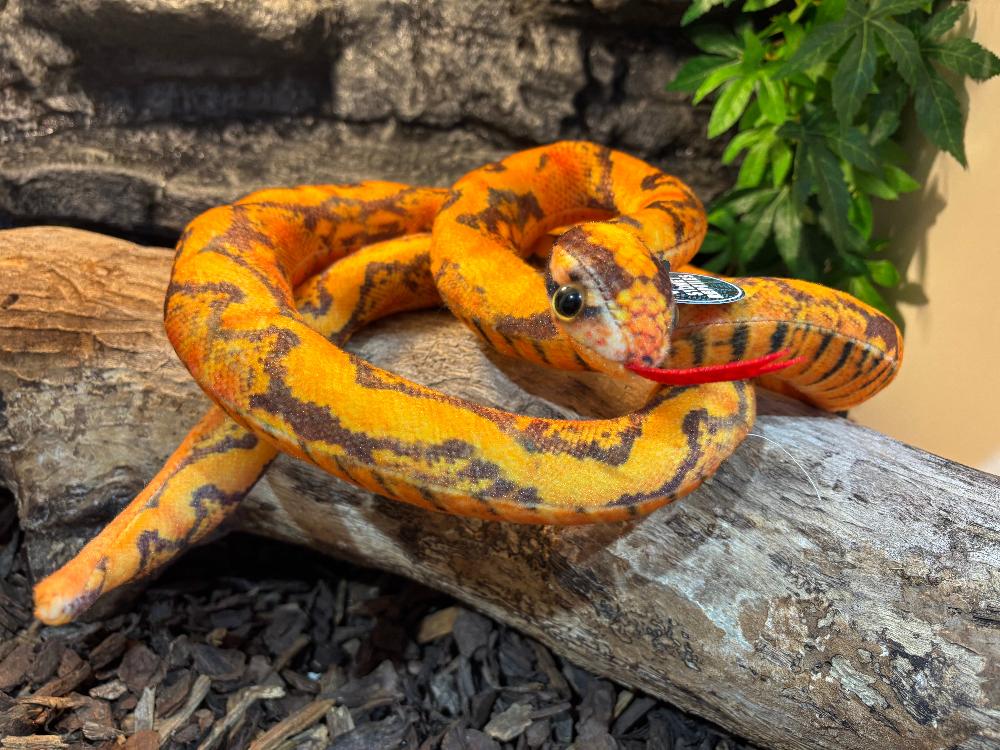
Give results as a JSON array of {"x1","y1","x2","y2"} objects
[{"x1": 626, "y1": 349, "x2": 805, "y2": 386}]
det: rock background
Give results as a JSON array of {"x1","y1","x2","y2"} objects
[{"x1": 0, "y1": 0, "x2": 729, "y2": 241}]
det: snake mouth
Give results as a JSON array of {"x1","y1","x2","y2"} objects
[{"x1": 626, "y1": 349, "x2": 805, "y2": 386}]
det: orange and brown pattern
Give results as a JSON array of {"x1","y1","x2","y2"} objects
[{"x1": 34, "y1": 142, "x2": 901, "y2": 626}]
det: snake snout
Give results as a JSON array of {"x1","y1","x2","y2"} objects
[{"x1": 547, "y1": 222, "x2": 675, "y2": 376}]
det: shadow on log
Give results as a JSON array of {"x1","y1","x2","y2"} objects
[{"x1": 0, "y1": 227, "x2": 998, "y2": 750}]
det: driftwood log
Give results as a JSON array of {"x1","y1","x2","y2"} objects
[{"x1": 0, "y1": 226, "x2": 998, "y2": 750}]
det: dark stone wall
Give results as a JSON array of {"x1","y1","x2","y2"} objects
[{"x1": 0, "y1": 0, "x2": 729, "y2": 241}]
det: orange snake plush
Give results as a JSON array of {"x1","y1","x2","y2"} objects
[{"x1": 34, "y1": 142, "x2": 902, "y2": 625}]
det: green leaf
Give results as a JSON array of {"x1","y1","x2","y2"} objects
[
  {"x1": 699, "y1": 230, "x2": 730, "y2": 254},
  {"x1": 871, "y1": 0, "x2": 931, "y2": 18},
  {"x1": 854, "y1": 171, "x2": 899, "y2": 200},
  {"x1": 708, "y1": 76, "x2": 757, "y2": 137},
  {"x1": 691, "y1": 26, "x2": 744, "y2": 57},
  {"x1": 736, "y1": 137, "x2": 773, "y2": 189},
  {"x1": 914, "y1": 66, "x2": 967, "y2": 166},
  {"x1": 791, "y1": 145, "x2": 814, "y2": 207},
  {"x1": 742, "y1": 191, "x2": 783, "y2": 262},
  {"x1": 756, "y1": 75, "x2": 787, "y2": 124},
  {"x1": 778, "y1": 120, "x2": 807, "y2": 142},
  {"x1": 929, "y1": 38, "x2": 1000, "y2": 82},
  {"x1": 816, "y1": 0, "x2": 848, "y2": 25},
  {"x1": 776, "y1": 20, "x2": 854, "y2": 78},
  {"x1": 741, "y1": 25, "x2": 766, "y2": 68},
  {"x1": 771, "y1": 139, "x2": 794, "y2": 187},
  {"x1": 806, "y1": 143, "x2": 853, "y2": 250},
  {"x1": 826, "y1": 127, "x2": 880, "y2": 172},
  {"x1": 721, "y1": 128, "x2": 767, "y2": 164},
  {"x1": 921, "y1": 3, "x2": 966, "y2": 41},
  {"x1": 873, "y1": 18, "x2": 923, "y2": 88},
  {"x1": 777, "y1": 13, "x2": 806, "y2": 50},
  {"x1": 867, "y1": 75, "x2": 908, "y2": 144},
  {"x1": 849, "y1": 275, "x2": 893, "y2": 317},
  {"x1": 832, "y1": 27, "x2": 877, "y2": 125},
  {"x1": 724, "y1": 187, "x2": 779, "y2": 214},
  {"x1": 667, "y1": 55, "x2": 731, "y2": 92},
  {"x1": 867, "y1": 259, "x2": 901, "y2": 287},
  {"x1": 883, "y1": 164, "x2": 921, "y2": 193},
  {"x1": 682, "y1": 0, "x2": 734, "y2": 26},
  {"x1": 838, "y1": 250, "x2": 869, "y2": 275},
  {"x1": 742, "y1": 0, "x2": 783, "y2": 10},
  {"x1": 848, "y1": 192, "x2": 873, "y2": 240},
  {"x1": 707, "y1": 204, "x2": 737, "y2": 230},
  {"x1": 773, "y1": 190, "x2": 808, "y2": 273},
  {"x1": 700, "y1": 253, "x2": 732, "y2": 272},
  {"x1": 692, "y1": 61, "x2": 743, "y2": 103}
]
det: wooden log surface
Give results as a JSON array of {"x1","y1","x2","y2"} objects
[{"x1": 0, "y1": 226, "x2": 998, "y2": 750}]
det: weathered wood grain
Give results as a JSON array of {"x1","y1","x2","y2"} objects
[{"x1": 0, "y1": 227, "x2": 997, "y2": 750}]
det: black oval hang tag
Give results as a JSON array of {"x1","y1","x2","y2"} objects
[{"x1": 669, "y1": 272, "x2": 745, "y2": 305}]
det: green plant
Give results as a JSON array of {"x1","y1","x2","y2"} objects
[{"x1": 669, "y1": 0, "x2": 1000, "y2": 316}]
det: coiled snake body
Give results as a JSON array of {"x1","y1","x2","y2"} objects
[{"x1": 34, "y1": 142, "x2": 902, "y2": 625}]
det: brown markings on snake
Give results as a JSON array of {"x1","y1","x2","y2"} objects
[
  {"x1": 646, "y1": 200, "x2": 690, "y2": 250},
  {"x1": 729, "y1": 322, "x2": 749, "y2": 360},
  {"x1": 340, "y1": 252, "x2": 435, "y2": 336},
  {"x1": 517, "y1": 416, "x2": 646, "y2": 466},
  {"x1": 587, "y1": 144, "x2": 616, "y2": 212},
  {"x1": 456, "y1": 187, "x2": 545, "y2": 240},
  {"x1": 439, "y1": 189, "x2": 462, "y2": 212},
  {"x1": 856, "y1": 349, "x2": 870, "y2": 372},
  {"x1": 612, "y1": 215, "x2": 642, "y2": 230},
  {"x1": 188, "y1": 239, "x2": 298, "y2": 318},
  {"x1": 141, "y1": 425, "x2": 260, "y2": 512},
  {"x1": 298, "y1": 284, "x2": 334, "y2": 320},
  {"x1": 640, "y1": 173, "x2": 701, "y2": 208},
  {"x1": 769, "y1": 322, "x2": 789, "y2": 353},
  {"x1": 808, "y1": 341, "x2": 855, "y2": 386},
  {"x1": 685, "y1": 331, "x2": 707, "y2": 366},
  {"x1": 61, "y1": 558, "x2": 109, "y2": 620},
  {"x1": 246, "y1": 328, "x2": 422, "y2": 463},
  {"x1": 762, "y1": 278, "x2": 900, "y2": 358},
  {"x1": 469, "y1": 317, "x2": 493, "y2": 345},
  {"x1": 862, "y1": 312, "x2": 900, "y2": 353},
  {"x1": 353, "y1": 357, "x2": 654, "y2": 466},
  {"x1": 319, "y1": 186, "x2": 441, "y2": 222},
  {"x1": 855, "y1": 361, "x2": 896, "y2": 395},
  {"x1": 530, "y1": 339, "x2": 551, "y2": 365},
  {"x1": 652, "y1": 254, "x2": 675, "y2": 309},
  {"x1": 367, "y1": 468, "x2": 394, "y2": 499},
  {"x1": 137, "y1": 483, "x2": 248, "y2": 573},
  {"x1": 416, "y1": 485, "x2": 448, "y2": 512},
  {"x1": 557, "y1": 226, "x2": 635, "y2": 296},
  {"x1": 164, "y1": 279, "x2": 251, "y2": 357},
  {"x1": 492, "y1": 311, "x2": 558, "y2": 341},
  {"x1": 606, "y1": 382, "x2": 751, "y2": 508},
  {"x1": 235, "y1": 326, "x2": 536, "y2": 506}
]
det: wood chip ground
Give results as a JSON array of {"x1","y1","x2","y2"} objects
[{"x1": 0, "y1": 493, "x2": 756, "y2": 749}]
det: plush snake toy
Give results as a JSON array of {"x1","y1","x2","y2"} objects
[{"x1": 34, "y1": 142, "x2": 902, "y2": 625}]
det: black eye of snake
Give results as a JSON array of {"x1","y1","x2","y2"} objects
[{"x1": 552, "y1": 285, "x2": 584, "y2": 321}]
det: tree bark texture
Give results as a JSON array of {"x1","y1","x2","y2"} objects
[{"x1": 0, "y1": 227, "x2": 998, "y2": 750}]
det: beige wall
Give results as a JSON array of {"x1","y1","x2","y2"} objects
[{"x1": 851, "y1": 0, "x2": 1000, "y2": 475}]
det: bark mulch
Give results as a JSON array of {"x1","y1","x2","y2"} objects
[{"x1": 0, "y1": 493, "x2": 756, "y2": 749}]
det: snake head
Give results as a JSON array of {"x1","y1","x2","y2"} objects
[{"x1": 546, "y1": 223, "x2": 675, "y2": 377}]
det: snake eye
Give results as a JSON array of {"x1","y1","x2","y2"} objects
[{"x1": 552, "y1": 285, "x2": 584, "y2": 321}]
